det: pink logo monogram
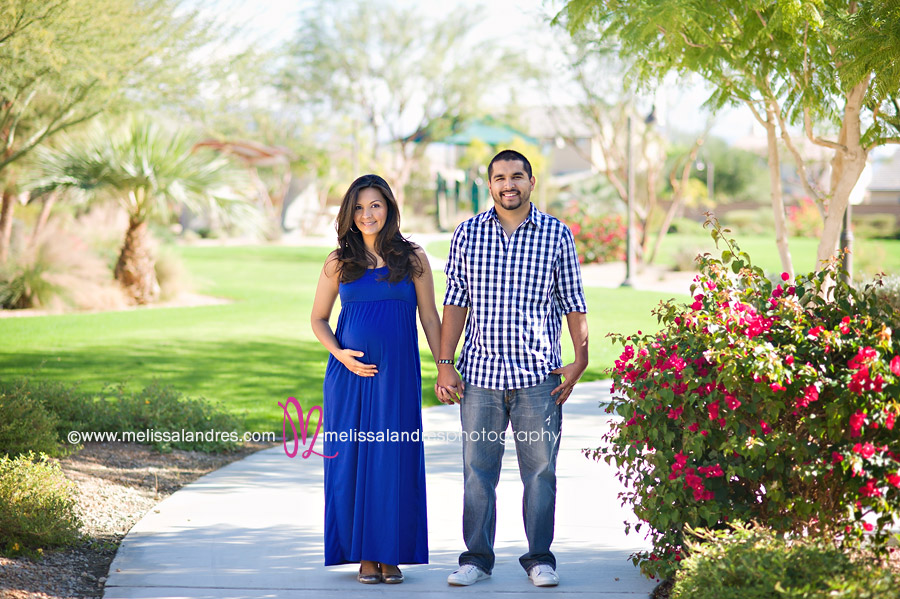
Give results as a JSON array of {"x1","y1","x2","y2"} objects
[{"x1": 279, "y1": 397, "x2": 337, "y2": 459}]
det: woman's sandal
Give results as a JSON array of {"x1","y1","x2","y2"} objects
[
  {"x1": 358, "y1": 563, "x2": 383, "y2": 584},
  {"x1": 381, "y1": 566, "x2": 404, "y2": 584}
]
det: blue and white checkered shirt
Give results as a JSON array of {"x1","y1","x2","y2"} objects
[{"x1": 443, "y1": 204, "x2": 588, "y2": 390}]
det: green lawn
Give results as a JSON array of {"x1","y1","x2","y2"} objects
[{"x1": 1, "y1": 244, "x2": 683, "y2": 434}]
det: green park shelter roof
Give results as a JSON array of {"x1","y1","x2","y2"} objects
[{"x1": 440, "y1": 118, "x2": 538, "y2": 147}]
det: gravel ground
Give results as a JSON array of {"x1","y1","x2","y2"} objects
[{"x1": 0, "y1": 442, "x2": 271, "y2": 599}]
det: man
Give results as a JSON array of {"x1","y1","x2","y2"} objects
[{"x1": 436, "y1": 149, "x2": 589, "y2": 588}]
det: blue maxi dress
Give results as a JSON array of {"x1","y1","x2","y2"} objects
[{"x1": 322, "y1": 267, "x2": 429, "y2": 566}]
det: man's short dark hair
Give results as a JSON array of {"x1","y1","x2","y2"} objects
[{"x1": 488, "y1": 149, "x2": 532, "y2": 180}]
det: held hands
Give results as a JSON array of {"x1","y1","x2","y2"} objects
[
  {"x1": 434, "y1": 365, "x2": 464, "y2": 405},
  {"x1": 550, "y1": 360, "x2": 588, "y2": 405},
  {"x1": 337, "y1": 349, "x2": 378, "y2": 377}
]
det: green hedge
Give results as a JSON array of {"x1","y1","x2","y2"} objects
[
  {"x1": 672, "y1": 523, "x2": 900, "y2": 599},
  {"x1": 0, "y1": 452, "x2": 82, "y2": 557}
]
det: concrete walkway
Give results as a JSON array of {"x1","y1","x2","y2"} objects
[{"x1": 104, "y1": 381, "x2": 656, "y2": 598}]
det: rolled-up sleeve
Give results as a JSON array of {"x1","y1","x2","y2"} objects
[
  {"x1": 443, "y1": 224, "x2": 470, "y2": 307},
  {"x1": 555, "y1": 226, "x2": 587, "y2": 314}
]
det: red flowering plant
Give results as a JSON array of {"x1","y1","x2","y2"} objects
[
  {"x1": 560, "y1": 201, "x2": 626, "y2": 264},
  {"x1": 591, "y1": 214, "x2": 900, "y2": 580}
]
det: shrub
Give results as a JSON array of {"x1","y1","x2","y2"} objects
[
  {"x1": 0, "y1": 387, "x2": 61, "y2": 457},
  {"x1": 853, "y1": 214, "x2": 898, "y2": 239},
  {"x1": 719, "y1": 208, "x2": 774, "y2": 236},
  {"x1": 669, "y1": 243, "x2": 704, "y2": 272},
  {"x1": 672, "y1": 523, "x2": 899, "y2": 599},
  {"x1": 0, "y1": 379, "x2": 97, "y2": 443},
  {"x1": 868, "y1": 274, "x2": 900, "y2": 324},
  {"x1": 0, "y1": 378, "x2": 245, "y2": 453},
  {"x1": 0, "y1": 226, "x2": 126, "y2": 311},
  {"x1": 0, "y1": 452, "x2": 82, "y2": 557},
  {"x1": 787, "y1": 197, "x2": 823, "y2": 238},
  {"x1": 667, "y1": 217, "x2": 703, "y2": 235},
  {"x1": 561, "y1": 201, "x2": 626, "y2": 264},
  {"x1": 97, "y1": 381, "x2": 243, "y2": 453},
  {"x1": 595, "y1": 215, "x2": 900, "y2": 580}
]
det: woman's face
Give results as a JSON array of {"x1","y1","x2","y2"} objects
[{"x1": 354, "y1": 187, "x2": 388, "y2": 238}]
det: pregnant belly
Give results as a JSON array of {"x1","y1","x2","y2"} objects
[{"x1": 336, "y1": 302, "x2": 416, "y2": 365}]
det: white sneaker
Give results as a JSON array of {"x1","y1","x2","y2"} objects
[
  {"x1": 447, "y1": 564, "x2": 490, "y2": 586},
  {"x1": 528, "y1": 564, "x2": 560, "y2": 587}
]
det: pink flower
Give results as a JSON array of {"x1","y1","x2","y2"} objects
[
  {"x1": 698, "y1": 464, "x2": 724, "y2": 478},
  {"x1": 840, "y1": 316, "x2": 852, "y2": 335},
  {"x1": 853, "y1": 442, "x2": 876, "y2": 459},
  {"x1": 849, "y1": 411, "x2": 866, "y2": 437},
  {"x1": 808, "y1": 326, "x2": 825, "y2": 338},
  {"x1": 688, "y1": 422, "x2": 699, "y2": 432},
  {"x1": 781, "y1": 272, "x2": 789, "y2": 281},
  {"x1": 770, "y1": 383, "x2": 785, "y2": 393},
  {"x1": 887, "y1": 473, "x2": 900, "y2": 488},
  {"x1": 707, "y1": 401, "x2": 720, "y2": 421},
  {"x1": 668, "y1": 406, "x2": 684, "y2": 420},
  {"x1": 691, "y1": 301, "x2": 703, "y2": 311},
  {"x1": 886, "y1": 411, "x2": 895, "y2": 431},
  {"x1": 859, "y1": 479, "x2": 882, "y2": 498},
  {"x1": 832, "y1": 452, "x2": 844, "y2": 465},
  {"x1": 848, "y1": 347, "x2": 878, "y2": 370},
  {"x1": 760, "y1": 421, "x2": 772, "y2": 435},
  {"x1": 892, "y1": 356, "x2": 900, "y2": 377},
  {"x1": 725, "y1": 395, "x2": 741, "y2": 410},
  {"x1": 863, "y1": 522, "x2": 874, "y2": 532},
  {"x1": 772, "y1": 284, "x2": 783, "y2": 298},
  {"x1": 785, "y1": 355, "x2": 794, "y2": 366}
]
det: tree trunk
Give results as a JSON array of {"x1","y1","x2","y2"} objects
[
  {"x1": 764, "y1": 106, "x2": 793, "y2": 277},
  {"x1": 115, "y1": 217, "x2": 160, "y2": 304},
  {"x1": 0, "y1": 187, "x2": 13, "y2": 264},
  {"x1": 640, "y1": 162, "x2": 659, "y2": 259},
  {"x1": 30, "y1": 191, "x2": 58, "y2": 244},
  {"x1": 815, "y1": 78, "x2": 870, "y2": 272}
]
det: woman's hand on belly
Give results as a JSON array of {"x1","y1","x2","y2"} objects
[{"x1": 335, "y1": 348, "x2": 378, "y2": 377}]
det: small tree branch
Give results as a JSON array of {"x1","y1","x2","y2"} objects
[
  {"x1": 680, "y1": 30, "x2": 706, "y2": 49},
  {"x1": 867, "y1": 137, "x2": 900, "y2": 151},
  {"x1": 772, "y1": 96, "x2": 825, "y2": 203},
  {"x1": 755, "y1": 9, "x2": 775, "y2": 42},
  {"x1": 804, "y1": 106, "x2": 846, "y2": 151},
  {"x1": 743, "y1": 98, "x2": 770, "y2": 128}
]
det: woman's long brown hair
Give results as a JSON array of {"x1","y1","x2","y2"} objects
[{"x1": 334, "y1": 174, "x2": 422, "y2": 284}]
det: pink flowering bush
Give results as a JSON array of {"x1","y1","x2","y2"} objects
[
  {"x1": 592, "y1": 215, "x2": 900, "y2": 580},
  {"x1": 787, "y1": 196, "x2": 823, "y2": 237},
  {"x1": 561, "y1": 202, "x2": 626, "y2": 264}
]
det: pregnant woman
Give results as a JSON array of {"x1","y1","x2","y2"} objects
[{"x1": 310, "y1": 174, "x2": 441, "y2": 584}]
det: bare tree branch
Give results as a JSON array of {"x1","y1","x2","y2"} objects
[
  {"x1": 769, "y1": 89, "x2": 826, "y2": 203},
  {"x1": 804, "y1": 106, "x2": 846, "y2": 151}
]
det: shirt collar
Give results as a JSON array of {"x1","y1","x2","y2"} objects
[{"x1": 480, "y1": 203, "x2": 542, "y2": 229}]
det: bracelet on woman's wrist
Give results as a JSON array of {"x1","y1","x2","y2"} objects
[{"x1": 437, "y1": 359, "x2": 454, "y2": 365}]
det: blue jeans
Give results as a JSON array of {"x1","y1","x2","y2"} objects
[{"x1": 458, "y1": 374, "x2": 563, "y2": 574}]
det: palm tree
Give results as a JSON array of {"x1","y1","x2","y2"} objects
[{"x1": 28, "y1": 117, "x2": 256, "y2": 304}]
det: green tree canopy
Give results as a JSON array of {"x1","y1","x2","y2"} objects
[
  {"x1": 556, "y1": 0, "x2": 900, "y2": 274},
  {"x1": 0, "y1": 0, "x2": 235, "y2": 262},
  {"x1": 278, "y1": 0, "x2": 531, "y2": 208}
]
